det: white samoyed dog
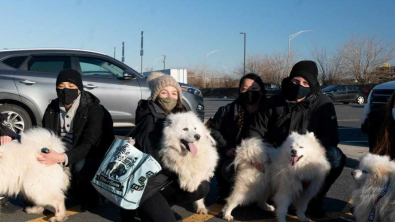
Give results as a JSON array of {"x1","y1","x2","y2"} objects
[
  {"x1": 273, "y1": 132, "x2": 330, "y2": 222},
  {"x1": 222, "y1": 138, "x2": 276, "y2": 221},
  {"x1": 222, "y1": 132, "x2": 330, "y2": 222},
  {"x1": 0, "y1": 128, "x2": 70, "y2": 222},
  {"x1": 159, "y1": 112, "x2": 218, "y2": 214},
  {"x1": 351, "y1": 153, "x2": 395, "y2": 222}
]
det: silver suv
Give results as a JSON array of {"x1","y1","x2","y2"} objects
[{"x1": 0, "y1": 49, "x2": 204, "y2": 133}]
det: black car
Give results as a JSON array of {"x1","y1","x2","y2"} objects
[{"x1": 322, "y1": 84, "x2": 370, "y2": 104}]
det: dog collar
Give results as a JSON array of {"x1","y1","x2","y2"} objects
[{"x1": 368, "y1": 180, "x2": 390, "y2": 222}]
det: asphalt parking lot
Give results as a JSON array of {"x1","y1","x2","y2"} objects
[{"x1": 0, "y1": 98, "x2": 366, "y2": 222}]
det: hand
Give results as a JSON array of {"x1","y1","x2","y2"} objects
[
  {"x1": 37, "y1": 149, "x2": 65, "y2": 166},
  {"x1": 252, "y1": 162, "x2": 265, "y2": 173},
  {"x1": 129, "y1": 139, "x2": 135, "y2": 146},
  {"x1": 226, "y1": 148, "x2": 236, "y2": 157},
  {"x1": 0, "y1": 136, "x2": 12, "y2": 145}
]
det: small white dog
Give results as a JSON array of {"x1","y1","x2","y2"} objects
[
  {"x1": 0, "y1": 128, "x2": 70, "y2": 222},
  {"x1": 222, "y1": 138, "x2": 276, "y2": 221},
  {"x1": 273, "y1": 132, "x2": 330, "y2": 222},
  {"x1": 351, "y1": 153, "x2": 395, "y2": 222},
  {"x1": 159, "y1": 112, "x2": 218, "y2": 214}
]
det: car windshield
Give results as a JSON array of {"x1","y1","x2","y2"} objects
[{"x1": 322, "y1": 85, "x2": 339, "y2": 92}]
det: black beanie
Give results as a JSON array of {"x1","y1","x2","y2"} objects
[
  {"x1": 56, "y1": 68, "x2": 83, "y2": 91},
  {"x1": 239, "y1": 73, "x2": 266, "y2": 95},
  {"x1": 289, "y1": 60, "x2": 318, "y2": 87}
]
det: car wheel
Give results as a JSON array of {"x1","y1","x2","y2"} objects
[
  {"x1": 0, "y1": 104, "x2": 32, "y2": 134},
  {"x1": 356, "y1": 95, "x2": 365, "y2": 104}
]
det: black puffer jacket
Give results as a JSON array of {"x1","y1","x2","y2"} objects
[
  {"x1": 248, "y1": 92, "x2": 339, "y2": 148},
  {"x1": 42, "y1": 91, "x2": 115, "y2": 166},
  {"x1": 210, "y1": 98, "x2": 263, "y2": 153},
  {"x1": 130, "y1": 100, "x2": 175, "y2": 203}
]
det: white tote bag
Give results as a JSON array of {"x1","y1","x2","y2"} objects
[{"x1": 91, "y1": 138, "x2": 162, "y2": 209}]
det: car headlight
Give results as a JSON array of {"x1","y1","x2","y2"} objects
[{"x1": 197, "y1": 104, "x2": 204, "y2": 112}]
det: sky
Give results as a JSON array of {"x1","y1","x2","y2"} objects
[{"x1": 1, "y1": 0, "x2": 394, "y2": 73}]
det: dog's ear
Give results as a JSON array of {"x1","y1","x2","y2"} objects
[{"x1": 307, "y1": 131, "x2": 315, "y2": 138}]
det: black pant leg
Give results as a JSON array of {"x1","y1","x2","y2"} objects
[
  {"x1": 214, "y1": 152, "x2": 234, "y2": 197},
  {"x1": 162, "y1": 181, "x2": 210, "y2": 205},
  {"x1": 315, "y1": 146, "x2": 346, "y2": 199},
  {"x1": 137, "y1": 192, "x2": 176, "y2": 222},
  {"x1": 71, "y1": 158, "x2": 100, "y2": 206}
]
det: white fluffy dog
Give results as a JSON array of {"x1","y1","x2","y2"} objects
[
  {"x1": 273, "y1": 132, "x2": 330, "y2": 222},
  {"x1": 0, "y1": 128, "x2": 70, "y2": 222},
  {"x1": 351, "y1": 153, "x2": 395, "y2": 222},
  {"x1": 222, "y1": 132, "x2": 330, "y2": 222},
  {"x1": 159, "y1": 112, "x2": 218, "y2": 214},
  {"x1": 222, "y1": 138, "x2": 276, "y2": 221}
]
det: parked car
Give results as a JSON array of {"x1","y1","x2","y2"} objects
[
  {"x1": 361, "y1": 80, "x2": 395, "y2": 125},
  {"x1": 264, "y1": 82, "x2": 281, "y2": 98},
  {"x1": 0, "y1": 48, "x2": 204, "y2": 133},
  {"x1": 179, "y1": 83, "x2": 203, "y2": 97},
  {"x1": 321, "y1": 84, "x2": 370, "y2": 104}
]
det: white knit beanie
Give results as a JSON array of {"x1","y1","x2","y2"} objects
[{"x1": 147, "y1": 72, "x2": 182, "y2": 103}]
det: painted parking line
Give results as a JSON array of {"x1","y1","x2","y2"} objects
[
  {"x1": 26, "y1": 205, "x2": 82, "y2": 222},
  {"x1": 183, "y1": 198, "x2": 355, "y2": 222}
]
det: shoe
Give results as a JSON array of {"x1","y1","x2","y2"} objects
[
  {"x1": 306, "y1": 198, "x2": 326, "y2": 218},
  {"x1": 0, "y1": 198, "x2": 18, "y2": 213}
]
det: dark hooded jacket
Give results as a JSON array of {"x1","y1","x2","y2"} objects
[
  {"x1": 210, "y1": 98, "x2": 265, "y2": 154},
  {"x1": 130, "y1": 99, "x2": 176, "y2": 203},
  {"x1": 42, "y1": 91, "x2": 115, "y2": 166},
  {"x1": 248, "y1": 77, "x2": 339, "y2": 148}
]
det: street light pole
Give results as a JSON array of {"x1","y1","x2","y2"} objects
[
  {"x1": 240, "y1": 32, "x2": 246, "y2": 76},
  {"x1": 287, "y1": 30, "x2": 312, "y2": 68},
  {"x1": 163, "y1": 55, "x2": 166, "y2": 70},
  {"x1": 204, "y1": 50, "x2": 220, "y2": 88}
]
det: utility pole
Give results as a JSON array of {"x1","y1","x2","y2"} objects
[
  {"x1": 163, "y1": 55, "x2": 166, "y2": 70},
  {"x1": 122, "y1": 42, "x2": 125, "y2": 63},
  {"x1": 114, "y1": 47, "x2": 116, "y2": 58},
  {"x1": 140, "y1": 31, "x2": 144, "y2": 75},
  {"x1": 240, "y1": 32, "x2": 246, "y2": 76}
]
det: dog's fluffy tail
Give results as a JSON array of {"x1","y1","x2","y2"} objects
[{"x1": 234, "y1": 138, "x2": 268, "y2": 170}]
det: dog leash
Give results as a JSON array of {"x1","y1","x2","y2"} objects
[{"x1": 367, "y1": 180, "x2": 390, "y2": 222}]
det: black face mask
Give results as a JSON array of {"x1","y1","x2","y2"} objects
[
  {"x1": 286, "y1": 82, "x2": 311, "y2": 101},
  {"x1": 240, "y1": 90, "x2": 261, "y2": 105},
  {"x1": 57, "y1": 88, "x2": 79, "y2": 105}
]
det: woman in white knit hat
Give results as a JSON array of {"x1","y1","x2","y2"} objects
[{"x1": 119, "y1": 72, "x2": 210, "y2": 222}]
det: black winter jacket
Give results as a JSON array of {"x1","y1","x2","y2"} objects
[
  {"x1": 130, "y1": 100, "x2": 175, "y2": 203},
  {"x1": 248, "y1": 93, "x2": 339, "y2": 148},
  {"x1": 210, "y1": 98, "x2": 262, "y2": 154},
  {"x1": 42, "y1": 91, "x2": 115, "y2": 166}
]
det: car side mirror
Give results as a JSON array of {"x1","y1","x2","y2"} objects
[{"x1": 122, "y1": 70, "x2": 134, "y2": 80}]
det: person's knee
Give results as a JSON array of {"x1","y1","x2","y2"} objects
[
  {"x1": 325, "y1": 146, "x2": 346, "y2": 169},
  {"x1": 195, "y1": 181, "x2": 210, "y2": 200}
]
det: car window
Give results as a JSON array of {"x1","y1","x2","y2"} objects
[
  {"x1": 2, "y1": 56, "x2": 28, "y2": 68},
  {"x1": 336, "y1": 86, "x2": 347, "y2": 92},
  {"x1": 79, "y1": 57, "x2": 124, "y2": 78},
  {"x1": 27, "y1": 56, "x2": 71, "y2": 73},
  {"x1": 348, "y1": 86, "x2": 358, "y2": 90}
]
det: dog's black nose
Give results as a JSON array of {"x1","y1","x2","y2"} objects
[
  {"x1": 291, "y1": 149, "x2": 297, "y2": 156},
  {"x1": 194, "y1": 134, "x2": 201, "y2": 140}
]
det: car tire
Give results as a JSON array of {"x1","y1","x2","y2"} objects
[
  {"x1": 0, "y1": 104, "x2": 32, "y2": 134},
  {"x1": 356, "y1": 95, "x2": 365, "y2": 104}
]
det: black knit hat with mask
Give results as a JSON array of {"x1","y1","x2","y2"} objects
[
  {"x1": 56, "y1": 68, "x2": 84, "y2": 91},
  {"x1": 239, "y1": 73, "x2": 266, "y2": 94}
]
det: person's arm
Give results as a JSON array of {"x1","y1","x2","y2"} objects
[
  {"x1": 209, "y1": 106, "x2": 229, "y2": 149},
  {"x1": 65, "y1": 104, "x2": 104, "y2": 166},
  {"x1": 245, "y1": 107, "x2": 270, "y2": 140},
  {"x1": 317, "y1": 102, "x2": 339, "y2": 147},
  {"x1": 133, "y1": 114, "x2": 161, "y2": 158}
]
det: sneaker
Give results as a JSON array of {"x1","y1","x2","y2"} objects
[{"x1": 306, "y1": 198, "x2": 326, "y2": 218}]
